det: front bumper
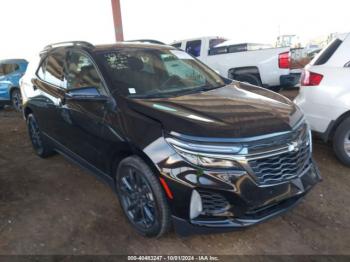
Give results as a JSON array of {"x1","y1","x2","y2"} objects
[
  {"x1": 173, "y1": 193, "x2": 303, "y2": 236},
  {"x1": 160, "y1": 159, "x2": 320, "y2": 236}
]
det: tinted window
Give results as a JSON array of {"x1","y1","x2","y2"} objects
[
  {"x1": 209, "y1": 38, "x2": 227, "y2": 49},
  {"x1": 171, "y1": 43, "x2": 182, "y2": 49},
  {"x1": 3, "y1": 64, "x2": 20, "y2": 75},
  {"x1": 228, "y1": 44, "x2": 248, "y2": 53},
  {"x1": 185, "y1": 40, "x2": 201, "y2": 57},
  {"x1": 209, "y1": 47, "x2": 228, "y2": 56},
  {"x1": 313, "y1": 39, "x2": 343, "y2": 66},
  {"x1": 161, "y1": 54, "x2": 206, "y2": 87},
  {"x1": 66, "y1": 51, "x2": 105, "y2": 94},
  {"x1": 96, "y1": 48, "x2": 225, "y2": 98},
  {"x1": 38, "y1": 50, "x2": 66, "y2": 88}
]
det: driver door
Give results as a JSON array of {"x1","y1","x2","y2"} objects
[{"x1": 59, "y1": 50, "x2": 111, "y2": 171}]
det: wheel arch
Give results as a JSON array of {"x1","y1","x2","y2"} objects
[
  {"x1": 23, "y1": 106, "x2": 33, "y2": 120},
  {"x1": 109, "y1": 143, "x2": 163, "y2": 181},
  {"x1": 9, "y1": 86, "x2": 20, "y2": 97},
  {"x1": 325, "y1": 110, "x2": 350, "y2": 142},
  {"x1": 228, "y1": 66, "x2": 262, "y2": 81}
]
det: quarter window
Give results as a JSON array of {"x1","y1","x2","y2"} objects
[
  {"x1": 66, "y1": 51, "x2": 105, "y2": 94},
  {"x1": 185, "y1": 40, "x2": 202, "y2": 57}
]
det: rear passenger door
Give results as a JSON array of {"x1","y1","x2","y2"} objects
[{"x1": 34, "y1": 49, "x2": 67, "y2": 140}]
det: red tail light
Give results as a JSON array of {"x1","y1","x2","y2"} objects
[
  {"x1": 301, "y1": 70, "x2": 323, "y2": 86},
  {"x1": 278, "y1": 51, "x2": 290, "y2": 69}
]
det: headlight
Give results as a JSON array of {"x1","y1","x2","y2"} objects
[
  {"x1": 166, "y1": 138, "x2": 241, "y2": 169},
  {"x1": 175, "y1": 148, "x2": 239, "y2": 168}
]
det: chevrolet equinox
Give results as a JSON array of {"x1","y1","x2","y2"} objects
[{"x1": 21, "y1": 41, "x2": 321, "y2": 237}]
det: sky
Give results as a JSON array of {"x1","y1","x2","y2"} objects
[{"x1": 0, "y1": 0, "x2": 349, "y2": 60}]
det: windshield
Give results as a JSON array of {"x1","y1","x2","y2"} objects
[{"x1": 96, "y1": 48, "x2": 226, "y2": 98}]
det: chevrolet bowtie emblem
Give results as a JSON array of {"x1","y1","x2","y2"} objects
[{"x1": 288, "y1": 140, "x2": 301, "y2": 152}]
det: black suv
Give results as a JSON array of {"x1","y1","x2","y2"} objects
[{"x1": 22, "y1": 41, "x2": 321, "y2": 237}]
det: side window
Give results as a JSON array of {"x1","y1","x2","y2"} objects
[
  {"x1": 185, "y1": 40, "x2": 201, "y2": 57},
  {"x1": 209, "y1": 38, "x2": 226, "y2": 49},
  {"x1": 313, "y1": 39, "x2": 342, "y2": 66},
  {"x1": 66, "y1": 51, "x2": 105, "y2": 94},
  {"x1": 3, "y1": 64, "x2": 19, "y2": 75},
  {"x1": 38, "y1": 50, "x2": 66, "y2": 88},
  {"x1": 171, "y1": 43, "x2": 182, "y2": 49}
]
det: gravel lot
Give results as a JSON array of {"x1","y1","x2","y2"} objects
[{"x1": 0, "y1": 89, "x2": 349, "y2": 255}]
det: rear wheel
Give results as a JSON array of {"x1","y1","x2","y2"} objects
[
  {"x1": 235, "y1": 74, "x2": 262, "y2": 87},
  {"x1": 27, "y1": 114, "x2": 55, "y2": 158},
  {"x1": 11, "y1": 89, "x2": 22, "y2": 112},
  {"x1": 116, "y1": 156, "x2": 171, "y2": 237},
  {"x1": 333, "y1": 117, "x2": 350, "y2": 166}
]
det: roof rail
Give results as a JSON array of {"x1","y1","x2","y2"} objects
[
  {"x1": 126, "y1": 39, "x2": 166, "y2": 45},
  {"x1": 42, "y1": 41, "x2": 94, "y2": 52}
]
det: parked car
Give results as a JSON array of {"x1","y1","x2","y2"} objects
[
  {"x1": 22, "y1": 41, "x2": 320, "y2": 237},
  {"x1": 295, "y1": 33, "x2": 350, "y2": 166},
  {"x1": 0, "y1": 59, "x2": 28, "y2": 111},
  {"x1": 171, "y1": 37, "x2": 300, "y2": 91}
]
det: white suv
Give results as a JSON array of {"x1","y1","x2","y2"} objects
[{"x1": 295, "y1": 33, "x2": 350, "y2": 166}]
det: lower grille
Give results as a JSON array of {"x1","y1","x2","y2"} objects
[
  {"x1": 249, "y1": 128, "x2": 311, "y2": 185},
  {"x1": 198, "y1": 190, "x2": 230, "y2": 215}
]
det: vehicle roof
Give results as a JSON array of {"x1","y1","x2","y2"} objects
[{"x1": 0, "y1": 59, "x2": 28, "y2": 64}]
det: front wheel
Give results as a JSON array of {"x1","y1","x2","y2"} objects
[
  {"x1": 333, "y1": 117, "x2": 350, "y2": 166},
  {"x1": 116, "y1": 156, "x2": 171, "y2": 237}
]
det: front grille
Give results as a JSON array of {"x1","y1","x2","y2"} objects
[
  {"x1": 248, "y1": 123, "x2": 311, "y2": 185},
  {"x1": 198, "y1": 190, "x2": 230, "y2": 215}
]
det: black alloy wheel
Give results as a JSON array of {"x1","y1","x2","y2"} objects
[{"x1": 116, "y1": 156, "x2": 171, "y2": 237}]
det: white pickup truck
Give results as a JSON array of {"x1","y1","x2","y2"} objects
[{"x1": 171, "y1": 36, "x2": 300, "y2": 91}]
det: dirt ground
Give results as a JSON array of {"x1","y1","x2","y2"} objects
[{"x1": 0, "y1": 89, "x2": 349, "y2": 255}]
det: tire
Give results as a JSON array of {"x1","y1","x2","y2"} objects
[
  {"x1": 11, "y1": 89, "x2": 23, "y2": 112},
  {"x1": 235, "y1": 74, "x2": 262, "y2": 87},
  {"x1": 116, "y1": 156, "x2": 171, "y2": 237},
  {"x1": 333, "y1": 117, "x2": 350, "y2": 166},
  {"x1": 0, "y1": 105, "x2": 4, "y2": 110},
  {"x1": 27, "y1": 114, "x2": 55, "y2": 158}
]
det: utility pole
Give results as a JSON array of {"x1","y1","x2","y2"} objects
[{"x1": 111, "y1": 0, "x2": 124, "y2": 41}]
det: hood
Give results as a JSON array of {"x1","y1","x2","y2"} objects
[{"x1": 126, "y1": 82, "x2": 303, "y2": 139}]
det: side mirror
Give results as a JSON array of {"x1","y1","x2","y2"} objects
[{"x1": 65, "y1": 87, "x2": 109, "y2": 103}]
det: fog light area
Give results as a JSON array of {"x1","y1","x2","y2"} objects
[{"x1": 190, "y1": 189, "x2": 203, "y2": 219}]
